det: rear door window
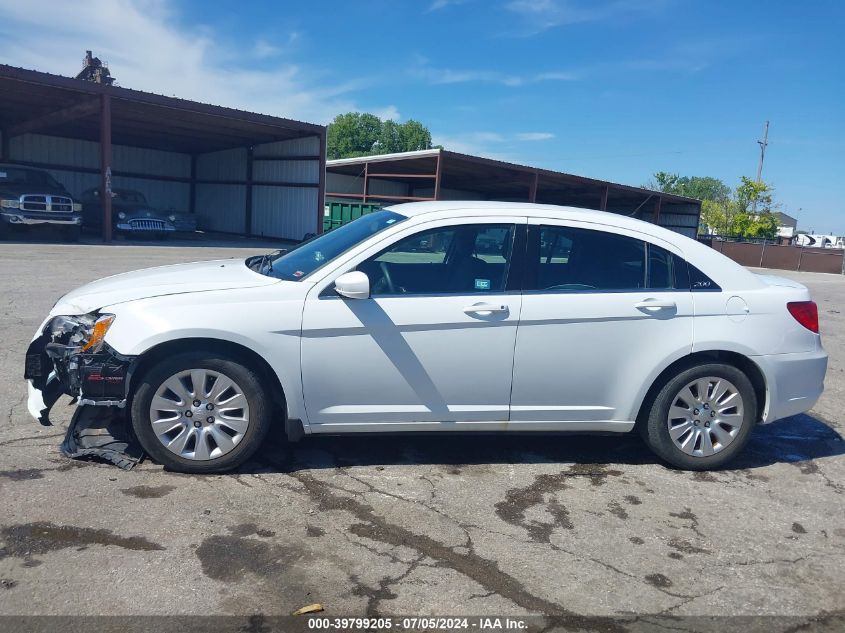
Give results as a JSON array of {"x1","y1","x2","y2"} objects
[{"x1": 531, "y1": 225, "x2": 646, "y2": 291}]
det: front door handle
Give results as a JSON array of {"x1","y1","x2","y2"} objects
[
  {"x1": 634, "y1": 299, "x2": 677, "y2": 310},
  {"x1": 464, "y1": 303, "x2": 508, "y2": 315}
]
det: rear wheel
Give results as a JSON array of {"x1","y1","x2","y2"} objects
[
  {"x1": 131, "y1": 352, "x2": 273, "y2": 473},
  {"x1": 641, "y1": 363, "x2": 758, "y2": 470}
]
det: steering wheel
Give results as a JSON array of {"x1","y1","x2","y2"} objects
[{"x1": 378, "y1": 261, "x2": 397, "y2": 294}]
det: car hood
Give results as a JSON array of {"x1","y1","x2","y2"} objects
[
  {"x1": 51, "y1": 259, "x2": 279, "y2": 315},
  {"x1": 0, "y1": 182, "x2": 72, "y2": 198},
  {"x1": 112, "y1": 202, "x2": 155, "y2": 212}
]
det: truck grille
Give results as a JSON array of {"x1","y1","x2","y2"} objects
[
  {"x1": 128, "y1": 219, "x2": 166, "y2": 231},
  {"x1": 20, "y1": 195, "x2": 73, "y2": 212}
]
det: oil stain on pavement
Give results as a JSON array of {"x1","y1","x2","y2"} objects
[{"x1": 0, "y1": 521, "x2": 164, "y2": 566}]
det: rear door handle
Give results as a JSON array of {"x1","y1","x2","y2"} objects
[
  {"x1": 464, "y1": 303, "x2": 508, "y2": 315},
  {"x1": 634, "y1": 299, "x2": 677, "y2": 310}
]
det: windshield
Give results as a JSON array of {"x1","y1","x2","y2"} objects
[
  {"x1": 0, "y1": 167, "x2": 61, "y2": 189},
  {"x1": 114, "y1": 190, "x2": 147, "y2": 204},
  {"x1": 259, "y1": 210, "x2": 406, "y2": 281}
]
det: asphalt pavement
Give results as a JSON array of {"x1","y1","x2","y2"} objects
[{"x1": 0, "y1": 241, "x2": 843, "y2": 630}]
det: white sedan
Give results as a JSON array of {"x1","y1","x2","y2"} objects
[{"x1": 25, "y1": 202, "x2": 828, "y2": 472}]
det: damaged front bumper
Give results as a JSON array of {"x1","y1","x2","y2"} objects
[
  {"x1": 25, "y1": 332, "x2": 135, "y2": 420},
  {"x1": 24, "y1": 328, "x2": 143, "y2": 468}
]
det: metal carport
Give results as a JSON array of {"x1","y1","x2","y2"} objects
[
  {"x1": 0, "y1": 64, "x2": 325, "y2": 241},
  {"x1": 327, "y1": 149, "x2": 701, "y2": 238}
]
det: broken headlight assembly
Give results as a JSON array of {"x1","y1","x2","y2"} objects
[
  {"x1": 39, "y1": 313, "x2": 130, "y2": 402},
  {"x1": 47, "y1": 313, "x2": 116, "y2": 354}
]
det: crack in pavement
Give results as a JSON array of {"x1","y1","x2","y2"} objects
[
  {"x1": 5, "y1": 393, "x2": 27, "y2": 427},
  {"x1": 793, "y1": 460, "x2": 845, "y2": 495},
  {"x1": 0, "y1": 432, "x2": 66, "y2": 447},
  {"x1": 350, "y1": 553, "x2": 427, "y2": 616},
  {"x1": 290, "y1": 471, "x2": 626, "y2": 632}
]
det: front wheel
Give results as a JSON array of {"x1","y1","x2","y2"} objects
[
  {"x1": 130, "y1": 352, "x2": 273, "y2": 473},
  {"x1": 641, "y1": 363, "x2": 758, "y2": 470}
]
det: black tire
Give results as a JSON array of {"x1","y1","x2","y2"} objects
[
  {"x1": 640, "y1": 362, "x2": 758, "y2": 470},
  {"x1": 62, "y1": 225, "x2": 81, "y2": 242},
  {"x1": 130, "y1": 351, "x2": 274, "y2": 473}
]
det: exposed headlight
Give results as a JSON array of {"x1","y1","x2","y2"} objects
[
  {"x1": 72, "y1": 203, "x2": 82, "y2": 212},
  {"x1": 0, "y1": 199, "x2": 20, "y2": 209},
  {"x1": 168, "y1": 215, "x2": 176, "y2": 222},
  {"x1": 117, "y1": 212, "x2": 127, "y2": 220},
  {"x1": 47, "y1": 313, "x2": 116, "y2": 354}
]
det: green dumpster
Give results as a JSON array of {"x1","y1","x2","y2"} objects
[{"x1": 323, "y1": 202, "x2": 382, "y2": 232}]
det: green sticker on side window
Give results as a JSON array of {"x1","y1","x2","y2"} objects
[{"x1": 474, "y1": 278, "x2": 491, "y2": 290}]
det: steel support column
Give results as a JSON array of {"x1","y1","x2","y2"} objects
[
  {"x1": 99, "y1": 94, "x2": 113, "y2": 242},
  {"x1": 600, "y1": 186, "x2": 609, "y2": 211},
  {"x1": 653, "y1": 196, "x2": 662, "y2": 223},
  {"x1": 245, "y1": 146, "x2": 253, "y2": 235},
  {"x1": 528, "y1": 171, "x2": 538, "y2": 202},
  {"x1": 317, "y1": 130, "x2": 326, "y2": 234},
  {"x1": 362, "y1": 161, "x2": 369, "y2": 204},
  {"x1": 434, "y1": 153, "x2": 443, "y2": 200},
  {"x1": 189, "y1": 154, "x2": 197, "y2": 215}
]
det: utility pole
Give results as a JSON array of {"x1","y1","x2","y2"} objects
[{"x1": 752, "y1": 120, "x2": 769, "y2": 214}]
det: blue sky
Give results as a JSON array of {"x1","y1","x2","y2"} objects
[{"x1": 0, "y1": 0, "x2": 843, "y2": 233}]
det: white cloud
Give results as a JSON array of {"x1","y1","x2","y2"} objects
[
  {"x1": 0, "y1": 0, "x2": 397, "y2": 125},
  {"x1": 505, "y1": 0, "x2": 669, "y2": 34},
  {"x1": 516, "y1": 132, "x2": 555, "y2": 141},
  {"x1": 253, "y1": 39, "x2": 282, "y2": 59},
  {"x1": 432, "y1": 130, "x2": 555, "y2": 158},
  {"x1": 427, "y1": 0, "x2": 471, "y2": 11},
  {"x1": 417, "y1": 63, "x2": 578, "y2": 86},
  {"x1": 373, "y1": 105, "x2": 401, "y2": 121},
  {"x1": 253, "y1": 31, "x2": 302, "y2": 59}
]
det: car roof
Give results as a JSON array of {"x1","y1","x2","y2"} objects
[{"x1": 388, "y1": 201, "x2": 667, "y2": 236}]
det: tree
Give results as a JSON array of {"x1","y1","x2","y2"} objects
[
  {"x1": 747, "y1": 211, "x2": 779, "y2": 238},
  {"x1": 327, "y1": 112, "x2": 440, "y2": 159},
  {"x1": 326, "y1": 112, "x2": 383, "y2": 159},
  {"x1": 699, "y1": 199, "x2": 729, "y2": 235},
  {"x1": 734, "y1": 176, "x2": 774, "y2": 214},
  {"x1": 398, "y1": 119, "x2": 434, "y2": 153},
  {"x1": 648, "y1": 172, "x2": 731, "y2": 203},
  {"x1": 650, "y1": 172, "x2": 780, "y2": 239}
]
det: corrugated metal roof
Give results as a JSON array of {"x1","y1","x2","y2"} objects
[
  {"x1": 0, "y1": 64, "x2": 324, "y2": 153},
  {"x1": 328, "y1": 149, "x2": 700, "y2": 206}
]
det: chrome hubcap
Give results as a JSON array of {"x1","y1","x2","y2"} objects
[
  {"x1": 149, "y1": 368, "x2": 250, "y2": 461},
  {"x1": 667, "y1": 376, "x2": 744, "y2": 457}
]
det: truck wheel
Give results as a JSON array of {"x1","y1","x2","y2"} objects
[
  {"x1": 131, "y1": 352, "x2": 273, "y2": 473},
  {"x1": 640, "y1": 363, "x2": 758, "y2": 470}
]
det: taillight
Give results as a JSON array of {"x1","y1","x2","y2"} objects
[{"x1": 787, "y1": 301, "x2": 819, "y2": 333}]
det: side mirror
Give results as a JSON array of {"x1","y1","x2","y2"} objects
[{"x1": 334, "y1": 271, "x2": 370, "y2": 300}]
